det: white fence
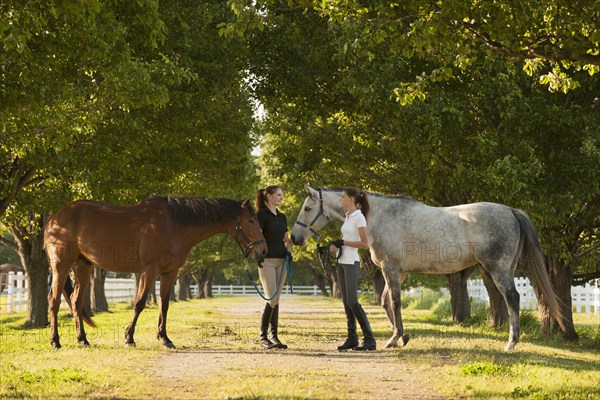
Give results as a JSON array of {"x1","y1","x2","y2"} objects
[
  {"x1": 1, "y1": 272, "x2": 599, "y2": 314},
  {"x1": 1, "y1": 271, "x2": 28, "y2": 312},
  {"x1": 465, "y1": 277, "x2": 600, "y2": 314}
]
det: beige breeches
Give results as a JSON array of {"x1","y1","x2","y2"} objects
[{"x1": 258, "y1": 257, "x2": 287, "y2": 306}]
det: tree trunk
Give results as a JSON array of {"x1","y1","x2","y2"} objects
[
  {"x1": 480, "y1": 266, "x2": 508, "y2": 328},
  {"x1": 90, "y1": 268, "x2": 109, "y2": 312},
  {"x1": 83, "y1": 284, "x2": 92, "y2": 316},
  {"x1": 316, "y1": 277, "x2": 329, "y2": 296},
  {"x1": 330, "y1": 271, "x2": 340, "y2": 298},
  {"x1": 11, "y1": 221, "x2": 49, "y2": 328},
  {"x1": 306, "y1": 263, "x2": 329, "y2": 296},
  {"x1": 527, "y1": 256, "x2": 577, "y2": 339},
  {"x1": 178, "y1": 268, "x2": 192, "y2": 301},
  {"x1": 194, "y1": 268, "x2": 210, "y2": 299},
  {"x1": 169, "y1": 282, "x2": 177, "y2": 301},
  {"x1": 547, "y1": 257, "x2": 578, "y2": 340},
  {"x1": 204, "y1": 274, "x2": 213, "y2": 298},
  {"x1": 446, "y1": 267, "x2": 474, "y2": 323}
]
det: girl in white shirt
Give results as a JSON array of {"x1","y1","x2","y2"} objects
[{"x1": 330, "y1": 188, "x2": 376, "y2": 351}]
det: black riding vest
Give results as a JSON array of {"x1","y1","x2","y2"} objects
[{"x1": 257, "y1": 207, "x2": 288, "y2": 258}]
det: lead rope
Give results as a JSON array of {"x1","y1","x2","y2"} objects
[
  {"x1": 316, "y1": 241, "x2": 342, "y2": 273},
  {"x1": 245, "y1": 253, "x2": 293, "y2": 301}
]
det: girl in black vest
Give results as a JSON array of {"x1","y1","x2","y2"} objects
[{"x1": 255, "y1": 185, "x2": 291, "y2": 349}]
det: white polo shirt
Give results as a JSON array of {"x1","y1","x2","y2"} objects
[{"x1": 338, "y1": 209, "x2": 367, "y2": 264}]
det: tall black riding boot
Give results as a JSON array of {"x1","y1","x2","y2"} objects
[
  {"x1": 269, "y1": 304, "x2": 288, "y2": 349},
  {"x1": 259, "y1": 303, "x2": 277, "y2": 349},
  {"x1": 351, "y1": 303, "x2": 376, "y2": 351},
  {"x1": 337, "y1": 304, "x2": 359, "y2": 350}
]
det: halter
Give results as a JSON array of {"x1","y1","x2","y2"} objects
[
  {"x1": 294, "y1": 188, "x2": 331, "y2": 239},
  {"x1": 235, "y1": 219, "x2": 266, "y2": 258}
]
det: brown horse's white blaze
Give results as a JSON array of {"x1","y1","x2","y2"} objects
[
  {"x1": 291, "y1": 186, "x2": 568, "y2": 351},
  {"x1": 44, "y1": 196, "x2": 266, "y2": 349}
]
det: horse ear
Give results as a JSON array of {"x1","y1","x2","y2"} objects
[
  {"x1": 304, "y1": 184, "x2": 314, "y2": 198},
  {"x1": 241, "y1": 199, "x2": 249, "y2": 209}
]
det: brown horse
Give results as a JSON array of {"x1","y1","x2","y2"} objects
[{"x1": 44, "y1": 196, "x2": 267, "y2": 349}]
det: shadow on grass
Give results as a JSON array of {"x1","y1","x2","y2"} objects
[
  {"x1": 394, "y1": 344, "x2": 600, "y2": 372},
  {"x1": 0, "y1": 315, "x2": 24, "y2": 326},
  {"x1": 374, "y1": 311, "x2": 600, "y2": 352}
]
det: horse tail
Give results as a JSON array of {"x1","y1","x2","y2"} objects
[
  {"x1": 63, "y1": 276, "x2": 97, "y2": 328},
  {"x1": 511, "y1": 208, "x2": 567, "y2": 331}
]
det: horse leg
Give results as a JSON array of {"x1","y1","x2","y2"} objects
[
  {"x1": 48, "y1": 266, "x2": 69, "y2": 349},
  {"x1": 381, "y1": 265, "x2": 410, "y2": 348},
  {"x1": 124, "y1": 271, "x2": 155, "y2": 347},
  {"x1": 381, "y1": 272, "x2": 409, "y2": 330},
  {"x1": 157, "y1": 270, "x2": 178, "y2": 348},
  {"x1": 486, "y1": 264, "x2": 520, "y2": 351},
  {"x1": 72, "y1": 259, "x2": 93, "y2": 347},
  {"x1": 380, "y1": 284, "x2": 394, "y2": 329}
]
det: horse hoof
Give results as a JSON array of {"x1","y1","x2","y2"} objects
[
  {"x1": 124, "y1": 342, "x2": 136, "y2": 348},
  {"x1": 385, "y1": 340, "x2": 398, "y2": 349},
  {"x1": 79, "y1": 340, "x2": 90, "y2": 347},
  {"x1": 51, "y1": 341, "x2": 62, "y2": 350},
  {"x1": 504, "y1": 343, "x2": 516, "y2": 352},
  {"x1": 400, "y1": 334, "x2": 410, "y2": 347},
  {"x1": 163, "y1": 342, "x2": 176, "y2": 349}
]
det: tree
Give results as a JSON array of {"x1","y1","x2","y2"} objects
[
  {"x1": 1, "y1": 1, "x2": 258, "y2": 326},
  {"x1": 90, "y1": 268, "x2": 108, "y2": 313},
  {"x1": 229, "y1": 1, "x2": 599, "y2": 337},
  {"x1": 177, "y1": 264, "x2": 193, "y2": 301},
  {"x1": 186, "y1": 235, "x2": 245, "y2": 298}
]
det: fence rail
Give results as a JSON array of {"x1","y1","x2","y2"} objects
[{"x1": 1, "y1": 272, "x2": 598, "y2": 314}]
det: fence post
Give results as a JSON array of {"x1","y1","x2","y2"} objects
[
  {"x1": 593, "y1": 284, "x2": 600, "y2": 315},
  {"x1": 7, "y1": 271, "x2": 14, "y2": 312},
  {"x1": 16, "y1": 272, "x2": 23, "y2": 312}
]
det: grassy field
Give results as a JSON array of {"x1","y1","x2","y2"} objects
[{"x1": 0, "y1": 294, "x2": 598, "y2": 399}]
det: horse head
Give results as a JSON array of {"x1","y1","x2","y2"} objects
[
  {"x1": 290, "y1": 185, "x2": 335, "y2": 246},
  {"x1": 234, "y1": 200, "x2": 267, "y2": 262}
]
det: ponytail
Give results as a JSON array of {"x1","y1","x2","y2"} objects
[
  {"x1": 359, "y1": 190, "x2": 370, "y2": 219},
  {"x1": 255, "y1": 189, "x2": 267, "y2": 211}
]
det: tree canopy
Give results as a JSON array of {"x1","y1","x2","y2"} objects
[
  {"x1": 235, "y1": 1, "x2": 599, "y2": 281},
  {"x1": 1, "y1": 0, "x2": 598, "y2": 292},
  {"x1": 1, "y1": 1, "x2": 257, "y2": 222}
]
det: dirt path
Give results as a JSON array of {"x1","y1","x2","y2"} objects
[{"x1": 150, "y1": 296, "x2": 448, "y2": 399}]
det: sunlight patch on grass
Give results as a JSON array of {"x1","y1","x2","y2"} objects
[{"x1": 205, "y1": 367, "x2": 348, "y2": 400}]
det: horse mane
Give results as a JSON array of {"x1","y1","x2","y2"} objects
[
  {"x1": 157, "y1": 196, "x2": 250, "y2": 226},
  {"x1": 319, "y1": 187, "x2": 414, "y2": 200}
]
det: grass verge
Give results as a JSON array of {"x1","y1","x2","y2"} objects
[{"x1": 1, "y1": 295, "x2": 598, "y2": 399}]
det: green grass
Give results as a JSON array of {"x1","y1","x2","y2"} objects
[
  {"x1": 203, "y1": 366, "x2": 348, "y2": 399},
  {"x1": 1, "y1": 295, "x2": 599, "y2": 399}
]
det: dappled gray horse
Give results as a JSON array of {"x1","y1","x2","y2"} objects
[{"x1": 290, "y1": 186, "x2": 567, "y2": 351}]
